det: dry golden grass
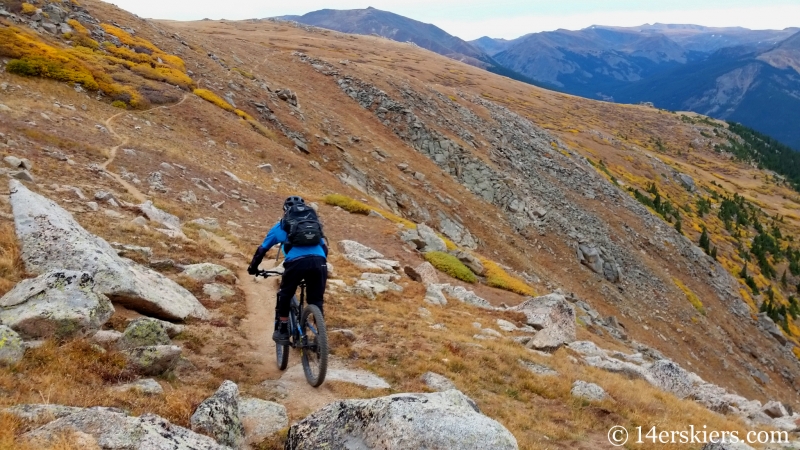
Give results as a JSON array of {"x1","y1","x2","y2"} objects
[
  {"x1": 0, "y1": 223, "x2": 25, "y2": 297},
  {"x1": 481, "y1": 258, "x2": 536, "y2": 296}
]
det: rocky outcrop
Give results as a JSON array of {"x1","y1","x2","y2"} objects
[
  {"x1": 24, "y1": 407, "x2": 228, "y2": 449},
  {"x1": 514, "y1": 293, "x2": 576, "y2": 350},
  {"x1": 190, "y1": 380, "x2": 244, "y2": 448},
  {"x1": 182, "y1": 263, "x2": 235, "y2": 283},
  {"x1": 576, "y1": 243, "x2": 621, "y2": 283},
  {"x1": 116, "y1": 318, "x2": 172, "y2": 350},
  {"x1": 0, "y1": 325, "x2": 25, "y2": 365},
  {"x1": 571, "y1": 381, "x2": 608, "y2": 401},
  {"x1": 285, "y1": 390, "x2": 518, "y2": 449},
  {"x1": 404, "y1": 262, "x2": 440, "y2": 285},
  {"x1": 0, "y1": 271, "x2": 113, "y2": 340},
  {"x1": 122, "y1": 345, "x2": 182, "y2": 376},
  {"x1": 9, "y1": 180, "x2": 208, "y2": 321},
  {"x1": 337, "y1": 240, "x2": 399, "y2": 273},
  {"x1": 238, "y1": 397, "x2": 288, "y2": 444},
  {"x1": 3, "y1": 404, "x2": 84, "y2": 422},
  {"x1": 420, "y1": 371, "x2": 456, "y2": 391}
]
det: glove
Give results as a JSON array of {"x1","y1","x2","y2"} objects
[
  {"x1": 248, "y1": 246, "x2": 268, "y2": 275},
  {"x1": 247, "y1": 265, "x2": 258, "y2": 276}
]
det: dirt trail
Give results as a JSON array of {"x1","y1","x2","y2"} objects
[
  {"x1": 100, "y1": 94, "x2": 190, "y2": 203},
  {"x1": 212, "y1": 236, "x2": 339, "y2": 416}
]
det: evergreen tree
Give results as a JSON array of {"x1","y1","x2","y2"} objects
[
  {"x1": 782, "y1": 270, "x2": 788, "y2": 287},
  {"x1": 699, "y1": 227, "x2": 710, "y2": 254},
  {"x1": 710, "y1": 246, "x2": 717, "y2": 260},
  {"x1": 674, "y1": 218, "x2": 682, "y2": 235}
]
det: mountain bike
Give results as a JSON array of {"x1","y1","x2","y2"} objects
[{"x1": 255, "y1": 270, "x2": 328, "y2": 387}]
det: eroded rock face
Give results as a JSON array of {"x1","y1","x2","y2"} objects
[
  {"x1": 24, "y1": 407, "x2": 228, "y2": 449},
  {"x1": 514, "y1": 293, "x2": 576, "y2": 350},
  {"x1": 285, "y1": 390, "x2": 518, "y2": 450},
  {"x1": 190, "y1": 380, "x2": 244, "y2": 448},
  {"x1": 0, "y1": 271, "x2": 113, "y2": 340},
  {"x1": 645, "y1": 359, "x2": 694, "y2": 399},
  {"x1": 9, "y1": 180, "x2": 208, "y2": 321}
]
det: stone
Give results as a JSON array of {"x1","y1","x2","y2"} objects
[
  {"x1": 571, "y1": 380, "x2": 608, "y2": 401},
  {"x1": 203, "y1": 283, "x2": 236, "y2": 301},
  {"x1": 11, "y1": 170, "x2": 34, "y2": 182},
  {"x1": 515, "y1": 293, "x2": 576, "y2": 350},
  {"x1": 122, "y1": 345, "x2": 182, "y2": 376},
  {"x1": 645, "y1": 359, "x2": 694, "y2": 399},
  {"x1": 442, "y1": 284, "x2": 492, "y2": 309},
  {"x1": 762, "y1": 400, "x2": 788, "y2": 419},
  {"x1": 416, "y1": 223, "x2": 447, "y2": 252},
  {"x1": 0, "y1": 325, "x2": 25, "y2": 365},
  {"x1": 24, "y1": 407, "x2": 227, "y2": 449},
  {"x1": 182, "y1": 263, "x2": 235, "y2": 283},
  {"x1": 4, "y1": 155, "x2": 31, "y2": 170},
  {"x1": 111, "y1": 378, "x2": 164, "y2": 395},
  {"x1": 178, "y1": 190, "x2": 197, "y2": 204},
  {"x1": 258, "y1": 163, "x2": 273, "y2": 173},
  {"x1": 117, "y1": 318, "x2": 171, "y2": 350},
  {"x1": 452, "y1": 251, "x2": 485, "y2": 275},
  {"x1": 190, "y1": 218, "x2": 220, "y2": 231},
  {"x1": 238, "y1": 397, "x2": 288, "y2": 443},
  {"x1": 405, "y1": 262, "x2": 439, "y2": 285},
  {"x1": 190, "y1": 380, "x2": 244, "y2": 448},
  {"x1": 0, "y1": 271, "x2": 114, "y2": 340},
  {"x1": 337, "y1": 240, "x2": 384, "y2": 260},
  {"x1": 223, "y1": 170, "x2": 242, "y2": 183},
  {"x1": 677, "y1": 173, "x2": 696, "y2": 192},
  {"x1": 2, "y1": 404, "x2": 83, "y2": 422},
  {"x1": 497, "y1": 319, "x2": 517, "y2": 332},
  {"x1": 424, "y1": 284, "x2": 448, "y2": 306},
  {"x1": 86, "y1": 201, "x2": 99, "y2": 212},
  {"x1": 92, "y1": 330, "x2": 122, "y2": 345},
  {"x1": 285, "y1": 390, "x2": 518, "y2": 450},
  {"x1": 138, "y1": 200, "x2": 180, "y2": 230},
  {"x1": 758, "y1": 313, "x2": 788, "y2": 345},
  {"x1": 518, "y1": 359, "x2": 558, "y2": 376},
  {"x1": 111, "y1": 243, "x2": 153, "y2": 259},
  {"x1": 9, "y1": 180, "x2": 208, "y2": 321},
  {"x1": 343, "y1": 254, "x2": 384, "y2": 271},
  {"x1": 421, "y1": 372, "x2": 456, "y2": 391}
]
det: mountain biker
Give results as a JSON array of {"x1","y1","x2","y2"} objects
[{"x1": 247, "y1": 196, "x2": 328, "y2": 344}]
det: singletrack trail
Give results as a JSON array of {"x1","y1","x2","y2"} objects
[{"x1": 100, "y1": 93, "x2": 190, "y2": 203}]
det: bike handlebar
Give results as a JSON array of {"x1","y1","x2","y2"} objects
[{"x1": 255, "y1": 270, "x2": 284, "y2": 278}]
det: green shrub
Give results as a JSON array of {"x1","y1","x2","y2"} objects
[
  {"x1": 424, "y1": 251, "x2": 476, "y2": 283},
  {"x1": 111, "y1": 100, "x2": 127, "y2": 109}
]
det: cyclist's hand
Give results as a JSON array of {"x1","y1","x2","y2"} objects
[{"x1": 247, "y1": 265, "x2": 258, "y2": 276}]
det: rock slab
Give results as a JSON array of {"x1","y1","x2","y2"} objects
[
  {"x1": 190, "y1": 380, "x2": 244, "y2": 448},
  {"x1": 285, "y1": 390, "x2": 518, "y2": 450}
]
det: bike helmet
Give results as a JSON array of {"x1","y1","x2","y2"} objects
[{"x1": 283, "y1": 195, "x2": 305, "y2": 211}]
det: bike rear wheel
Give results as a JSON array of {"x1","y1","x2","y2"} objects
[{"x1": 300, "y1": 304, "x2": 328, "y2": 387}]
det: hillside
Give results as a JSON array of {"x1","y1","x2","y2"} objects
[{"x1": 2, "y1": 0, "x2": 800, "y2": 448}]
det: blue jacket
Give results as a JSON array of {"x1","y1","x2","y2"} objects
[{"x1": 259, "y1": 221, "x2": 327, "y2": 262}]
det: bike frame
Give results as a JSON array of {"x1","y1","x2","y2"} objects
[{"x1": 256, "y1": 270, "x2": 314, "y2": 351}]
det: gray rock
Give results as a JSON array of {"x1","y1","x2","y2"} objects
[
  {"x1": 111, "y1": 378, "x2": 164, "y2": 395},
  {"x1": 92, "y1": 329, "x2": 123, "y2": 345},
  {"x1": 416, "y1": 223, "x2": 447, "y2": 252},
  {"x1": 258, "y1": 163, "x2": 273, "y2": 173},
  {"x1": 190, "y1": 218, "x2": 220, "y2": 230},
  {"x1": 421, "y1": 372, "x2": 456, "y2": 391},
  {"x1": 515, "y1": 293, "x2": 576, "y2": 350},
  {"x1": 758, "y1": 313, "x2": 788, "y2": 345},
  {"x1": 203, "y1": 283, "x2": 236, "y2": 301},
  {"x1": 4, "y1": 155, "x2": 31, "y2": 170},
  {"x1": 9, "y1": 180, "x2": 208, "y2": 321},
  {"x1": 111, "y1": 242, "x2": 153, "y2": 259},
  {"x1": 571, "y1": 380, "x2": 608, "y2": 401},
  {"x1": 238, "y1": 397, "x2": 288, "y2": 443},
  {"x1": 0, "y1": 325, "x2": 25, "y2": 365},
  {"x1": 181, "y1": 263, "x2": 235, "y2": 283},
  {"x1": 496, "y1": 319, "x2": 517, "y2": 332},
  {"x1": 2, "y1": 404, "x2": 83, "y2": 422},
  {"x1": 442, "y1": 284, "x2": 492, "y2": 309},
  {"x1": 24, "y1": 407, "x2": 227, "y2": 449},
  {"x1": 222, "y1": 170, "x2": 241, "y2": 183},
  {"x1": 452, "y1": 250, "x2": 485, "y2": 275},
  {"x1": 178, "y1": 190, "x2": 197, "y2": 204},
  {"x1": 190, "y1": 380, "x2": 244, "y2": 448},
  {"x1": 285, "y1": 390, "x2": 518, "y2": 450},
  {"x1": 122, "y1": 345, "x2": 182, "y2": 376},
  {"x1": 677, "y1": 173, "x2": 696, "y2": 192},
  {"x1": 325, "y1": 367, "x2": 391, "y2": 389},
  {"x1": 0, "y1": 271, "x2": 113, "y2": 340},
  {"x1": 762, "y1": 400, "x2": 788, "y2": 418},
  {"x1": 405, "y1": 262, "x2": 439, "y2": 285},
  {"x1": 343, "y1": 254, "x2": 384, "y2": 271},
  {"x1": 424, "y1": 284, "x2": 448, "y2": 306},
  {"x1": 11, "y1": 170, "x2": 34, "y2": 182},
  {"x1": 645, "y1": 359, "x2": 694, "y2": 399},
  {"x1": 519, "y1": 359, "x2": 558, "y2": 376},
  {"x1": 117, "y1": 318, "x2": 171, "y2": 350},
  {"x1": 138, "y1": 200, "x2": 180, "y2": 230},
  {"x1": 337, "y1": 240, "x2": 384, "y2": 260}
]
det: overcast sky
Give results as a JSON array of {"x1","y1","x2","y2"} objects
[{"x1": 104, "y1": 0, "x2": 800, "y2": 40}]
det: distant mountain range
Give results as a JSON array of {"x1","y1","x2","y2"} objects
[{"x1": 280, "y1": 9, "x2": 800, "y2": 149}]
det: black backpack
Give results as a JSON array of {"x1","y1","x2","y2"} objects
[{"x1": 281, "y1": 204, "x2": 324, "y2": 251}]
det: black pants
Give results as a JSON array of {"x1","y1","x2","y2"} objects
[{"x1": 277, "y1": 256, "x2": 327, "y2": 318}]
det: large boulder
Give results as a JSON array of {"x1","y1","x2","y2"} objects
[
  {"x1": 442, "y1": 284, "x2": 492, "y2": 309},
  {"x1": 190, "y1": 380, "x2": 244, "y2": 448},
  {"x1": 238, "y1": 397, "x2": 288, "y2": 444},
  {"x1": 514, "y1": 293, "x2": 576, "y2": 350},
  {"x1": 405, "y1": 262, "x2": 439, "y2": 285},
  {"x1": 451, "y1": 251, "x2": 485, "y2": 276},
  {"x1": 285, "y1": 390, "x2": 518, "y2": 450},
  {"x1": 576, "y1": 244, "x2": 621, "y2": 283},
  {"x1": 9, "y1": 180, "x2": 208, "y2": 321},
  {"x1": 0, "y1": 325, "x2": 25, "y2": 365},
  {"x1": 24, "y1": 407, "x2": 228, "y2": 449},
  {"x1": 116, "y1": 318, "x2": 171, "y2": 350},
  {"x1": 3, "y1": 404, "x2": 84, "y2": 422},
  {"x1": 337, "y1": 240, "x2": 384, "y2": 260},
  {"x1": 571, "y1": 380, "x2": 608, "y2": 401},
  {"x1": 0, "y1": 271, "x2": 113, "y2": 340},
  {"x1": 645, "y1": 359, "x2": 694, "y2": 399},
  {"x1": 122, "y1": 345, "x2": 182, "y2": 376}
]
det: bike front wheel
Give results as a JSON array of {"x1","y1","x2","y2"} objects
[{"x1": 300, "y1": 304, "x2": 328, "y2": 387}]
